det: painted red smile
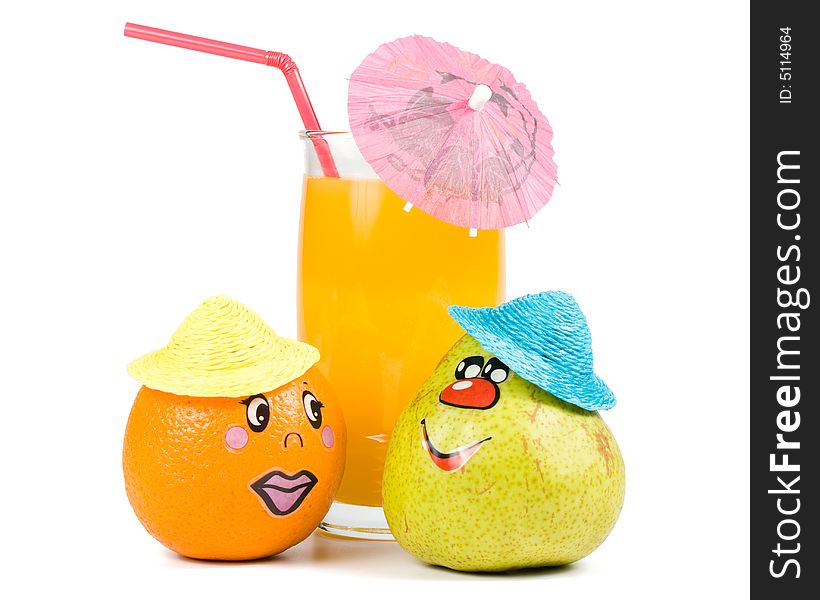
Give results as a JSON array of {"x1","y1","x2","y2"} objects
[
  {"x1": 420, "y1": 419, "x2": 491, "y2": 472},
  {"x1": 250, "y1": 470, "x2": 317, "y2": 516}
]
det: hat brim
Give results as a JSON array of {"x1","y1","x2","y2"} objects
[
  {"x1": 449, "y1": 304, "x2": 615, "y2": 411},
  {"x1": 128, "y1": 338, "x2": 319, "y2": 398}
]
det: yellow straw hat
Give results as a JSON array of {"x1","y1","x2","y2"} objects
[{"x1": 128, "y1": 295, "x2": 319, "y2": 398}]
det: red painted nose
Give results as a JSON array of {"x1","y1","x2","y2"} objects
[{"x1": 439, "y1": 378, "x2": 499, "y2": 410}]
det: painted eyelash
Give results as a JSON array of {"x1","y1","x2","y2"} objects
[{"x1": 240, "y1": 394, "x2": 266, "y2": 406}]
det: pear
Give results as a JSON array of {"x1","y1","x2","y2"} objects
[{"x1": 382, "y1": 334, "x2": 625, "y2": 571}]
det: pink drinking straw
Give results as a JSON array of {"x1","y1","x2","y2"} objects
[{"x1": 124, "y1": 23, "x2": 339, "y2": 178}]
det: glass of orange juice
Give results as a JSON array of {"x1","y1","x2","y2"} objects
[{"x1": 298, "y1": 131, "x2": 505, "y2": 539}]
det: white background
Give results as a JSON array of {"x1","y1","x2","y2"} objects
[{"x1": 0, "y1": 1, "x2": 750, "y2": 598}]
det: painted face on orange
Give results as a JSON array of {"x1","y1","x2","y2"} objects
[
  {"x1": 233, "y1": 376, "x2": 340, "y2": 516},
  {"x1": 123, "y1": 366, "x2": 346, "y2": 561}
]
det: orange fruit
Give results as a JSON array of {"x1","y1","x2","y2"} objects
[{"x1": 123, "y1": 366, "x2": 346, "y2": 560}]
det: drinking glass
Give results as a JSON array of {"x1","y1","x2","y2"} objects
[{"x1": 298, "y1": 131, "x2": 505, "y2": 539}]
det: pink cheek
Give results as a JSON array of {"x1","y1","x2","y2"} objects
[
  {"x1": 321, "y1": 426, "x2": 335, "y2": 448},
  {"x1": 224, "y1": 426, "x2": 249, "y2": 451}
]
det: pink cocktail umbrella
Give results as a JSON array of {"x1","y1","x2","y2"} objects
[{"x1": 348, "y1": 36, "x2": 558, "y2": 234}]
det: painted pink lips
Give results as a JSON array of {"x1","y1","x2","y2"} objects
[{"x1": 250, "y1": 470, "x2": 318, "y2": 516}]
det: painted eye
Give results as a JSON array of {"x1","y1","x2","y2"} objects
[
  {"x1": 303, "y1": 391, "x2": 323, "y2": 429},
  {"x1": 242, "y1": 394, "x2": 270, "y2": 433},
  {"x1": 455, "y1": 356, "x2": 485, "y2": 380},
  {"x1": 483, "y1": 357, "x2": 510, "y2": 384}
]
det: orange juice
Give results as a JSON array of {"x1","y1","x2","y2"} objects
[{"x1": 298, "y1": 176, "x2": 505, "y2": 507}]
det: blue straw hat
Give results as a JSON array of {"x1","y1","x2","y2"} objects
[{"x1": 448, "y1": 291, "x2": 616, "y2": 411}]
